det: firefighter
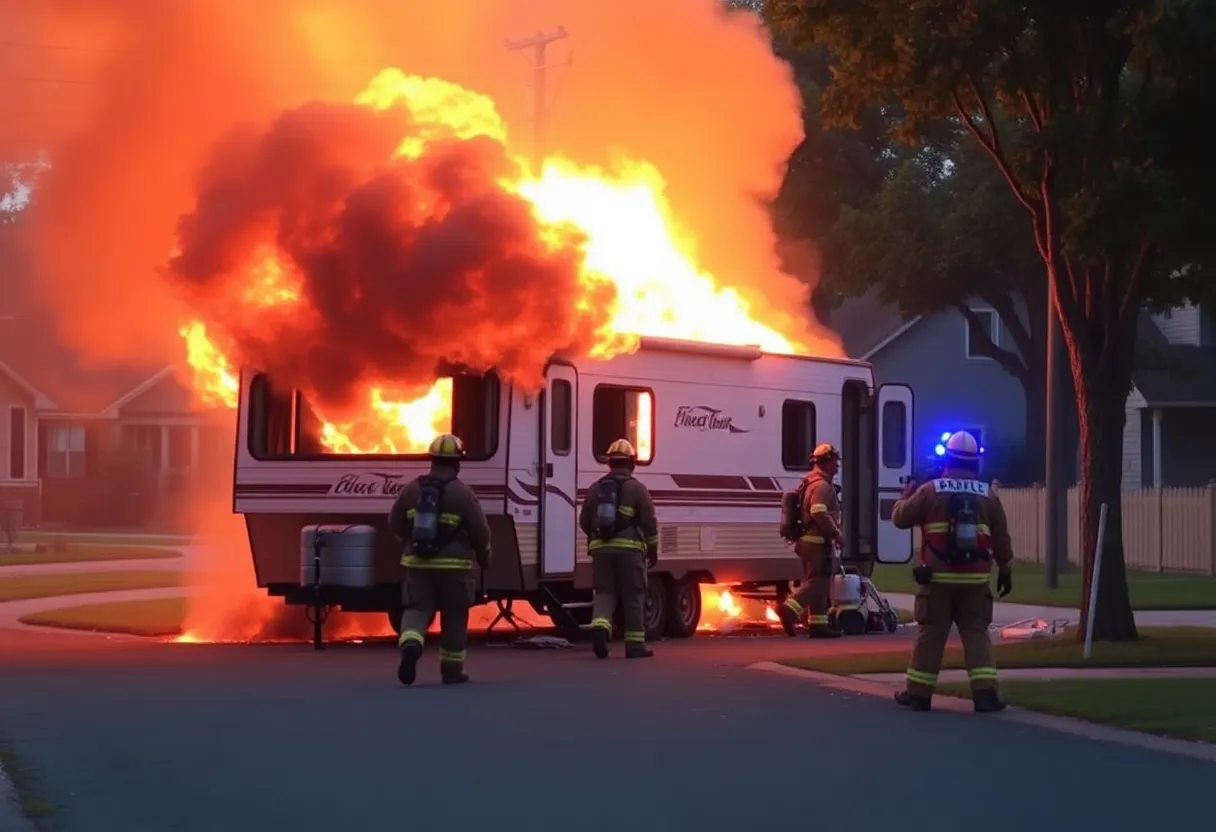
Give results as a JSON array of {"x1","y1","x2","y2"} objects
[
  {"x1": 388, "y1": 433, "x2": 492, "y2": 687},
  {"x1": 891, "y1": 430, "x2": 1014, "y2": 713},
  {"x1": 776, "y1": 443, "x2": 844, "y2": 639},
  {"x1": 578, "y1": 438, "x2": 660, "y2": 660}
]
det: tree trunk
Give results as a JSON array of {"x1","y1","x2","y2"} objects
[{"x1": 1072, "y1": 351, "x2": 1139, "y2": 642}]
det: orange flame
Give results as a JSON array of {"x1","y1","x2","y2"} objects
[{"x1": 178, "y1": 69, "x2": 808, "y2": 454}]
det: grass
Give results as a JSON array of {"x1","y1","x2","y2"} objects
[
  {"x1": 0, "y1": 571, "x2": 183, "y2": 602},
  {"x1": 937, "y1": 678, "x2": 1216, "y2": 744},
  {"x1": 869, "y1": 561, "x2": 1216, "y2": 610},
  {"x1": 780, "y1": 626, "x2": 1216, "y2": 675},
  {"x1": 0, "y1": 738, "x2": 56, "y2": 823},
  {"x1": 0, "y1": 546, "x2": 182, "y2": 567},
  {"x1": 18, "y1": 597, "x2": 187, "y2": 637},
  {"x1": 16, "y1": 531, "x2": 191, "y2": 547}
]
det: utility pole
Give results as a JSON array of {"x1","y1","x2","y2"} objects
[
  {"x1": 504, "y1": 26, "x2": 569, "y2": 169},
  {"x1": 1044, "y1": 286, "x2": 1066, "y2": 589}
]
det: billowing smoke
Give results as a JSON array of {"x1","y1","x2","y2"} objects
[{"x1": 169, "y1": 99, "x2": 611, "y2": 410}]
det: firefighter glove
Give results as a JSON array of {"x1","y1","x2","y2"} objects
[
  {"x1": 997, "y1": 569, "x2": 1012, "y2": 598},
  {"x1": 645, "y1": 549, "x2": 658, "y2": 570}
]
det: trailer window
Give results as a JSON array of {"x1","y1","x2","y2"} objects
[
  {"x1": 781, "y1": 399, "x2": 816, "y2": 470},
  {"x1": 881, "y1": 400, "x2": 907, "y2": 469},
  {"x1": 247, "y1": 372, "x2": 500, "y2": 460},
  {"x1": 591, "y1": 385, "x2": 654, "y2": 464},
  {"x1": 550, "y1": 379, "x2": 573, "y2": 456}
]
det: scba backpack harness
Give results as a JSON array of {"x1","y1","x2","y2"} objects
[
  {"x1": 779, "y1": 479, "x2": 810, "y2": 542},
  {"x1": 410, "y1": 476, "x2": 463, "y2": 557},
  {"x1": 931, "y1": 478, "x2": 991, "y2": 565},
  {"x1": 593, "y1": 476, "x2": 635, "y2": 541}
]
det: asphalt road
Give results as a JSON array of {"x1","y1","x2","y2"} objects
[{"x1": 2, "y1": 629, "x2": 1215, "y2": 832}]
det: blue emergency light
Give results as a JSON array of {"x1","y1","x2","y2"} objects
[{"x1": 934, "y1": 431, "x2": 984, "y2": 456}]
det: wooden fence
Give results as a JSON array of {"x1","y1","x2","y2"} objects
[{"x1": 991, "y1": 483, "x2": 1216, "y2": 574}]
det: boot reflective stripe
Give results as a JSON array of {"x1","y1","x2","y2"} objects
[
  {"x1": 623, "y1": 630, "x2": 646, "y2": 643},
  {"x1": 924, "y1": 521, "x2": 991, "y2": 535},
  {"x1": 590, "y1": 617, "x2": 613, "y2": 631},
  {"x1": 967, "y1": 666, "x2": 999, "y2": 681},
  {"x1": 399, "y1": 555, "x2": 475, "y2": 569},
  {"x1": 439, "y1": 649, "x2": 467, "y2": 662},
  {"x1": 398, "y1": 629, "x2": 425, "y2": 648},
  {"x1": 931, "y1": 572, "x2": 990, "y2": 584},
  {"x1": 807, "y1": 614, "x2": 829, "y2": 625},
  {"x1": 588, "y1": 538, "x2": 646, "y2": 552},
  {"x1": 905, "y1": 668, "x2": 939, "y2": 688},
  {"x1": 783, "y1": 598, "x2": 804, "y2": 615}
]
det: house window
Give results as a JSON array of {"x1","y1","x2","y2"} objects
[
  {"x1": 964, "y1": 309, "x2": 999, "y2": 359},
  {"x1": 550, "y1": 379, "x2": 573, "y2": 456},
  {"x1": 47, "y1": 425, "x2": 87, "y2": 478},
  {"x1": 781, "y1": 399, "x2": 816, "y2": 471},
  {"x1": 591, "y1": 385, "x2": 654, "y2": 464},
  {"x1": 8, "y1": 406, "x2": 26, "y2": 480}
]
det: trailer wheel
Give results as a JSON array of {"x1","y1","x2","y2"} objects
[
  {"x1": 837, "y1": 608, "x2": 867, "y2": 636},
  {"x1": 664, "y1": 575, "x2": 701, "y2": 638},
  {"x1": 643, "y1": 574, "x2": 669, "y2": 641}
]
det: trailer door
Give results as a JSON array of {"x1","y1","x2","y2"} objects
[
  {"x1": 876, "y1": 383, "x2": 914, "y2": 564},
  {"x1": 540, "y1": 363, "x2": 578, "y2": 576}
]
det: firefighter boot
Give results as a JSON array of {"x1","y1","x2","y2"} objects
[
  {"x1": 894, "y1": 690, "x2": 932, "y2": 711},
  {"x1": 440, "y1": 661, "x2": 469, "y2": 685},
  {"x1": 591, "y1": 627, "x2": 610, "y2": 660},
  {"x1": 972, "y1": 689, "x2": 1007, "y2": 713},
  {"x1": 625, "y1": 644, "x2": 654, "y2": 659},
  {"x1": 397, "y1": 643, "x2": 422, "y2": 687},
  {"x1": 776, "y1": 603, "x2": 798, "y2": 638}
]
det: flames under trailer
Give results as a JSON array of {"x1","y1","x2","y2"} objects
[{"x1": 233, "y1": 336, "x2": 915, "y2": 640}]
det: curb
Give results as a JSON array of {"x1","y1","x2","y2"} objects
[
  {"x1": 0, "y1": 761, "x2": 37, "y2": 832},
  {"x1": 748, "y1": 661, "x2": 1216, "y2": 764}
]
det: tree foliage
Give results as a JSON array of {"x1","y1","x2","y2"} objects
[{"x1": 766, "y1": 0, "x2": 1216, "y2": 641}]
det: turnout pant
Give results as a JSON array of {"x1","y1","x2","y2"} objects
[
  {"x1": 589, "y1": 549, "x2": 648, "y2": 647},
  {"x1": 905, "y1": 580, "x2": 998, "y2": 696},
  {"x1": 398, "y1": 568, "x2": 473, "y2": 673},
  {"x1": 782, "y1": 542, "x2": 833, "y2": 627}
]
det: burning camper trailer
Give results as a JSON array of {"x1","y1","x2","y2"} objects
[{"x1": 232, "y1": 336, "x2": 914, "y2": 639}]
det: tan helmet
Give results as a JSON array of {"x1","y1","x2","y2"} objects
[
  {"x1": 605, "y1": 438, "x2": 637, "y2": 461},
  {"x1": 810, "y1": 442, "x2": 840, "y2": 464},
  {"x1": 428, "y1": 433, "x2": 467, "y2": 460}
]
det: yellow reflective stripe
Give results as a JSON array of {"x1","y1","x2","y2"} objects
[
  {"x1": 398, "y1": 629, "x2": 425, "y2": 648},
  {"x1": 905, "y1": 668, "x2": 939, "y2": 687},
  {"x1": 588, "y1": 538, "x2": 646, "y2": 551},
  {"x1": 645, "y1": 535, "x2": 659, "y2": 545},
  {"x1": 968, "y1": 666, "x2": 999, "y2": 680},
  {"x1": 800, "y1": 534, "x2": 825, "y2": 543},
  {"x1": 807, "y1": 614, "x2": 829, "y2": 625},
  {"x1": 404, "y1": 508, "x2": 461, "y2": 526},
  {"x1": 783, "y1": 598, "x2": 804, "y2": 615},
  {"x1": 924, "y1": 522, "x2": 950, "y2": 532},
  {"x1": 438, "y1": 649, "x2": 466, "y2": 662},
  {"x1": 931, "y1": 572, "x2": 990, "y2": 584},
  {"x1": 400, "y1": 555, "x2": 475, "y2": 569},
  {"x1": 618, "y1": 505, "x2": 636, "y2": 517},
  {"x1": 590, "y1": 617, "x2": 612, "y2": 631},
  {"x1": 623, "y1": 630, "x2": 645, "y2": 643},
  {"x1": 809, "y1": 503, "x2": 828, "y2": 513}
]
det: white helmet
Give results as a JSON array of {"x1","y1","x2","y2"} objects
[{"x1": 944, "y1": 430, "x2": 980, "y2": 462}]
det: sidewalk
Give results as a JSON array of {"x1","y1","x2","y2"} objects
[
  {"x1": 855, "y1": 666, "x2": 1216, "y2": 684},
  {"x1": 884, "y1": 592, "x2": 1216, "y2": 629},
  {"x1": 0, "y1": 587, "x2": 187, "y2": 635}
]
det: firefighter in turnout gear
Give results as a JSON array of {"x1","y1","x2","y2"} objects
[
  {"x1": 777, "y1": 443, "x2": 844, "y2": 639},
  {"x1": 578, "y1": 438, "x2": 660, "y2": 660},
  {"x1": 388, "y1": 433, "x2": 492, "y2": 687},
  {"x1": 891, "y1": 430, "x2": 1014, "y2": 712}
]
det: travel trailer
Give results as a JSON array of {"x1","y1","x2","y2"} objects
[{"x1": 233, "y1": 336, "x2": 914, "y2": 639}]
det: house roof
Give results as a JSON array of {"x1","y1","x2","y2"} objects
[
  {"x1": 828, "y1": 291, "x2": 916, "y2": 359},
  {"x1": 1133, "y1": 343, "x2": 1216, "y2": 406}
]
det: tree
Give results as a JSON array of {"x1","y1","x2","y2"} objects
[{"x1": 765, "y1": 0, "x2": 1216, "y2": 641}]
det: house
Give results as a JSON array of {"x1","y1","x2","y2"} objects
[
  {"x1": 829, "y1": 291, "x2": 1031, "y2": 483},
  {"x1": 829, "y1": 293, "x2": 1216, "y2": 487},
  {"x1": 0, "y1": 316, "x2": 229, "y2": 530}
]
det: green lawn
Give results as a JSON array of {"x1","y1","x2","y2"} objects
[
  {"x1": 0, "y1": 571, "x2": 183, "y2": 602},
  {"x1": 780, "y1": 626, "x2": 1216, "y2": 675},
  {"x1": 937, "y1": 678, "x2": 1216, "y2": 743},
  {"x1": 16, "y1": 531, "x2": 191, "y2": 547},
  {"x1": 0, "y1": 738, "x2": 56, "y2": 821},
  {"x1": 0, "y1": 546, "x2": 182, "y2": 567},
  {"x1": 869, "y1": 561, "x2": 1216, "y2": 609},
  {"x1": 19, "y1": 597, "x2": 187, "y2": 637}
]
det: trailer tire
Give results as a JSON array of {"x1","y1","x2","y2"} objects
[
  {"x1": 837, "y1": 608, "x2": 867, "y2": 636},
  {"x1": 664, "y1": 575, "x2": 701, "y2": 638},
  {"x1": 643, "y1": 574, "x2": 669, "y2": 641}
]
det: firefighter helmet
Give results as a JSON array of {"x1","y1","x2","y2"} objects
[
  {"x1": 605, "y1": 438, "x2": 637, "y2": 461},
  {"x1": 428, "y1": 433, "x2": 467, "y2": 460},
  {"x1": 943, "y1": 430, "x2": 980, "y2": 462},
  {"x1": 810, "y1": 443, "x2": 840, "y2": 464}
]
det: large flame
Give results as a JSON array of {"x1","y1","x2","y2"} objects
[{"x1": 179, "y1": 69, "x2": 802, "y2": 453}]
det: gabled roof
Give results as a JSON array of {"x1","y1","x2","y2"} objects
[{"x1": 827, "y1": 291, "x2": 918, "y2": 359}]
